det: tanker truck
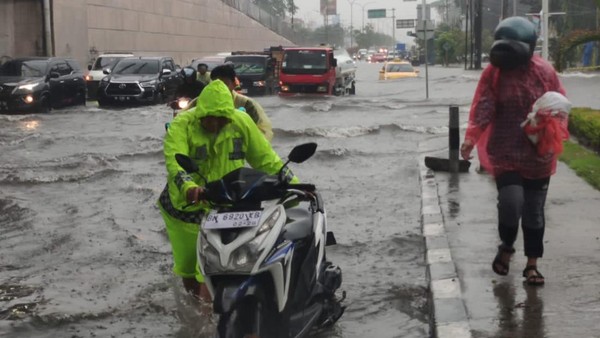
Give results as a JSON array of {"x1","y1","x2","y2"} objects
[{"x1": 278, "y1": 46, "x2": 357, "y2": 96}]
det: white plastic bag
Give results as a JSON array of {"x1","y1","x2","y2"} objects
[{"x1": 520, "y1": 91, "x2": 571, "y2": 144}]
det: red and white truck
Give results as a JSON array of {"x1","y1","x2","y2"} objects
[{"x1": 278, "y1": 46, "x2": 357, "y2": 96}]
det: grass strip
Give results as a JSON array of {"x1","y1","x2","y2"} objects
[{"x1": 559, "y1": 141, "x2": 600, "y2": 191}]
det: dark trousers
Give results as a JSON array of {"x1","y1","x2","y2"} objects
[{"x1": 496, "y1": 172, "x2": 550, "y2": 258}]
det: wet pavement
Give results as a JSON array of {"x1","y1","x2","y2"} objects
[
  {"x1": 1, "y1": 61, "x2": 599, "y2": 338},
  {"x1": 419, "y1": 70, "x2": 600, "y2": 338}
]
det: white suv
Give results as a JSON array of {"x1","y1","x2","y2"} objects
[{"x1": 85, "y1": 53, "x2": 134, "y2": 99}]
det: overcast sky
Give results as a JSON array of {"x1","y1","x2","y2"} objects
[{"x1": 295, "y1": 0, "x2": 441, "y2": 45}]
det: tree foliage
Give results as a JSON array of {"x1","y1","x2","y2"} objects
[
  {"x1": 254, "y1": 0, "x2": 296, "y2": 17},
  {"x1": 353, "y1": 24, "x2": 395, "y2": 49}
]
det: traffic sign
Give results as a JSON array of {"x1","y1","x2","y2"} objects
[
  {"x1": 368, "y1": 9, "x2": 386, "y2": 19},
  {"x1": 396, "y1": 19, "x2": 415, "y2": 29}
]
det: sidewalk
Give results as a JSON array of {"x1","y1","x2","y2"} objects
[{"x1": 420, "y1": 141, "x2": 600, "y2": 338}]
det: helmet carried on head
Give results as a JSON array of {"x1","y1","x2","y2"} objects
[
  {"x1": 489, "y1": 16, "x2": 537, "y2": 70},
  {"x1": 181, "y1": 67, "x2": 197, "y2": 82}
]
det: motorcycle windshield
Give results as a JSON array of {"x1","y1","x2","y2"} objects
[{"x1": 206, "y1": 168, "x2": 281, "y2": 206}]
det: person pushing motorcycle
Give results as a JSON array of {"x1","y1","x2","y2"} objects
[{"x1": 157, "y1": 79, "x2": 295, "y2": 302}]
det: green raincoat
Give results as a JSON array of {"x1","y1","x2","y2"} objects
[{"x1": 157, "y1": 79, "x2": 291, "y2": 281}]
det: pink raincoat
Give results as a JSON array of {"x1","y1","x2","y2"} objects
[{"x1": 464, "y1": 55, "x2": 567, "y2": 179}]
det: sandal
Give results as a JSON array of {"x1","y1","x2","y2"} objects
[
  {"x1": 523, "y1": 265, "x2": 545, "y2": 286},
  {"x1": 492, "y1": 244, "x2": 515, "y2": 276}
]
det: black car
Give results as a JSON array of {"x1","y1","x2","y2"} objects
[
  {"x1": 0, "y1": 57, "x2": 86, "y2": 114},
  {"x1": 225, "y1": 55, "x2": 276, "y2": 96},
  {"x1": 97, "y1": 56, "x2": 182, "y2": 106}
]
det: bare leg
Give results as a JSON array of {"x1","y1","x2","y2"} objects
[{"x1": 182, "y1": 277, "x2": 200, "y2": 298}]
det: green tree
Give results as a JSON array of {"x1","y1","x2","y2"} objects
[{"x1": 354, "y1": 23, "x2": 394, "y2": 49}]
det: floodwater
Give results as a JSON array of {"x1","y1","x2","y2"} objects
[{"x1": 1, "y1": 62, "x2": 596, "y2": 338}]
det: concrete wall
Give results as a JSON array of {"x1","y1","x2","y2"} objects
[
  {"x1": 52, "y1": 0, "x2": 90, "y2": 67},
  {"x1": 1, "y1": 0, "x2": 292, "y2": 69},
  {"x1": 0, "y1": 0, "x2": 44, "y2": 60},
  {"x1": 83, "y1": 0, "x2": 293, "y2": 67}
]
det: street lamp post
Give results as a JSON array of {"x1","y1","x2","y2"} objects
[
  {"x1": 359, "y1": 1, "x2": 376, "y2": 33},
  {"x1": 347, "y1": 0, "x2": 357, "y2": 47}
]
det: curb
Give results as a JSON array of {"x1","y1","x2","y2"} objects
[{"x1": 419, "y1": 157, "x2": 472, "y2": 338}]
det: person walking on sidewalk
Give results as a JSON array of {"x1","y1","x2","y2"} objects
[{"x1": 460, "y1": 17, "x2": 568, "y2": 286}]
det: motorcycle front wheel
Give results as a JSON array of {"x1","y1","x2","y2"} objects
[{"x1": 217, "y1": 297, "x2": 279, "y2": 338}]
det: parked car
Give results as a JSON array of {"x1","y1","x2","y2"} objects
[
  {"x1": 0, "y1": 57, "x2": 86, "y2": 114},
  {"x1": 85, "y1": 52, "x2": 134, "y2": 100},
  {"x1": 190, "y1": 56, "x2": 227, "y2": 71},
  {"x1": 378, "y1": 61, "x2": 419, "y2": 80},
  {"x1": 97, "y1": 56, "x2": 182, "y2": 106}
]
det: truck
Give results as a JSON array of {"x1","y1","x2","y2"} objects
[
  {"x1": 278, "y1": 46, "x2": 357, "y2": 96},
  {"x1": 224, "y1": 47, "x2": 285, "y2": 96}
]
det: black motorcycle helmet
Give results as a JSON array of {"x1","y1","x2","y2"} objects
[
  {"x1": 181, "y1": 66, "x2": 197, "y2": 83},
  {"x1": 489, "y1": 16, "x2": 538, "y2": 70}
]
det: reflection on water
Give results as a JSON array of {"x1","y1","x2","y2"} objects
[
  {"x1": 20, "y1": 119, "x2": 40, "y2": 131},
  {"x1": 493, "y1": 282, "x2": 545, "y2": 338}
]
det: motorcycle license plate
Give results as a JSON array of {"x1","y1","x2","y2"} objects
[{"x1": 204, "y1": 210, "x2": 263, "y2": 230}]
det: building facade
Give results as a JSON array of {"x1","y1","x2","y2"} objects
[{"x1": 0, "y1": 0, "x2": 292, "y2": 68}]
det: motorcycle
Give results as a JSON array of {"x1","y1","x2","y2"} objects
[
  {"x1": 165, "y1": 97, "x2": 197, "y2": 130},
  {"x1": 175, "y1": 143, "x2": 345, "y2": 338}
]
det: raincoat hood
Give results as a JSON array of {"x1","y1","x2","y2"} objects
[{"x1": 195, "y1": 79, "x2": 235, "y2": 118}]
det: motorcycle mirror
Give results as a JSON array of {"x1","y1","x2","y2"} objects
[
  {"x1": 277, "y1": 143, "x2": 317, "y2": 183},
  {"x1": 288, "y1": 142, "x2": 317, "y2": 164},
  {"x1": 175, "y1": 153, "x2": 199, "y2": 173}
]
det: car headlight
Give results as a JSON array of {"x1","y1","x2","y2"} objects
[
  {"x1": 16, "y1": 82, "x2": 42, "y2": 91},
  {"x1": 85, "y1": 75, "x2": 93, "y2": 81},
  {"x1": 281, "y1": 85, "x2": 289, "y2": 92},
  {"x1": 140, "y1": 80, "x2": 158, "y2": 88},
  {"x1": 252, "y1": 81, "x2": 266, "y2": 87}
]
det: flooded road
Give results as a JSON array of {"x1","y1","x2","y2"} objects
[{"x1": 1, "y1": 62, "x2": 596, "y2": 337}]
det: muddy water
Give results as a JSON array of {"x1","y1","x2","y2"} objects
[{"x1": 1, "y1": 63, "x2": 495, "y2": 337}]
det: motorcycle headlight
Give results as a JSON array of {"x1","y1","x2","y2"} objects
[
  {"x1": 177, "y1": 98, "x2": 190, "y2": 109},
  {"x1": 198, "y1": 232, "x2": 221, "y2": 274},
  {"x1": 140, "y1": 80, "x2": 158, "y2": 88},
  {"x1": 227, "y1": 233, "x2": 267, "y2": 272},
  {"x1": 16, "y1": 82, "x2": 42, "y2": 92}
]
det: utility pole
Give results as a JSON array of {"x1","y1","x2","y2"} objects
[
  {"x1": 347, "y1": 0, "x2": 356, "y2": 47},
  {"x1": 464, "y1": 0, "x2": 470, "y2": 70},
  {"x1": 473, "y1": 0, "x2": 482, "y2": 69},
  {"x1": 422, "y1": 0, "x2": 429, "y2": 99},
  {"x1": 542, "y1": 0, "x2": 549, "y2": 60},
  {"x1": 392, "y1": 8, "x2": 396, "y2": 48},
  {"x1": 501, "y1": 0, "x2": 508, "y2": 20},
  {"x1": 513, "y1": 0, "x2": 517, "y2": 16}
]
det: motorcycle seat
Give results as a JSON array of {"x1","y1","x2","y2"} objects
[{"x1": 283, "y1": 207, "x2": 313, "y2": 241}]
